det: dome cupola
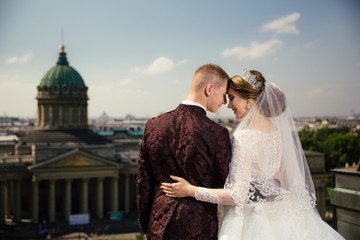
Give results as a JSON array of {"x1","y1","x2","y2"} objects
[
  {"x1": 39, "y1": 45, "x2": 85, "y2": 88},
  {"x1": 36, "y1": 45, "x2": 88, "y2": 129}
]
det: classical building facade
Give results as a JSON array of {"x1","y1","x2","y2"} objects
[{"x1": 0, "y1": 46, "x2": 138, "y2": 224}]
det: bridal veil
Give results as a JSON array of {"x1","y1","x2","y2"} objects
[{"x1": 224, "y1": 82, "x2": 317, "y2": 211}]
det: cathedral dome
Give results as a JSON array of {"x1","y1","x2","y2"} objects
[
  {"x1": 36, "y1": 45, "x2": 88, "y2": 130},
  {"x1": 39, "y1": 45, "x2": 85, "y2": 87}
]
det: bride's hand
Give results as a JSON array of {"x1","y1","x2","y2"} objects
[{"x1": 161, "y1": 175, "x2": 196, "y2": 198}]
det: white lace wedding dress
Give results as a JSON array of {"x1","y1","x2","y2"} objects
[{"x1": 195, "y1": 129, "x2": 344, "y2": 240}]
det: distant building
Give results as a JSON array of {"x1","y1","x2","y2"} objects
[
  {"x1": 0, "y1": 46, "x2": 138, "y2": 225},
  {"x1": 335, "y1": 119, "x2": 359, "y2": 128}
]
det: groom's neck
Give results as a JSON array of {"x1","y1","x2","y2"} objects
[{"x1": 186, "y1": 94, "x2": 207, "y2": 110}]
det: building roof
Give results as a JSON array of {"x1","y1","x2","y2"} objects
[
  {"x1": 39, "y1": 45, "x2": 85, "y2": 87},
  {"x1": 19, "y1": 129, "x2": 111, "y2": 145}
]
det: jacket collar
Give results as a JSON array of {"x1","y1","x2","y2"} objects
[
  {"x1": 177, "y1": 104, "x2": 206, "y2": 116},
  {"x1": 180, "y1": 100, "x2": 206, "y2": 112}
]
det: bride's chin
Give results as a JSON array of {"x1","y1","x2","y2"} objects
[
  {"x1": 235, "y1": 114, "x2": 242, "y2": 120},
  {"x1": 236, "y1": 113, "x2": 245, "y2": 119}
]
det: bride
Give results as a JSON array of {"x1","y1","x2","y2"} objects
[{"x1": 161, "y1": 69, "x2": 344, "y2": 239}]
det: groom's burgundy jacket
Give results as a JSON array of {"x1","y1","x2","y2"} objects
[{"x1": 136, "y1": 104, "x2": 231, "y2": 239}]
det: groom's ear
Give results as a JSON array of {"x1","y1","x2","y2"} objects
[{"x1": 204, "y1": 83, "x2": 213, "y2": 97}]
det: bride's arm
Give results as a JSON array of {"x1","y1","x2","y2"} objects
[
  {"x1": 161, "y1": 136, "x2": 252, "y2": 205},
  {"x1": 161, "y1": 176, "x2": 237, "y2": 205}
]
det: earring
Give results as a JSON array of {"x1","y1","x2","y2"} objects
[{"x1": 246, "y1": 103, "x2": 250, "y2": 109}]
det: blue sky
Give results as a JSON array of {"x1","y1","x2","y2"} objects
[{"x1": 0, "y1": 0, "x2": 359, "y2": 119}]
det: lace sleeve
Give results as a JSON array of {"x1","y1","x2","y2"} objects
[
  {"x1": 193, "y1": 134, "x2": 252, "y2": 206},
  {"x1": 194, "y1": 187, "x2": 236, "y2": 205},
  {"x1": 224, "y1": 134, "x2": 252, "y2": 205},
  {"x1": 195, "y1": 187, "x2": 223, "y2": 204}
]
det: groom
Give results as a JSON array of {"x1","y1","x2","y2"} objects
[{"x1": 136, "y1": 64, "x2": 232, "y2": 239}]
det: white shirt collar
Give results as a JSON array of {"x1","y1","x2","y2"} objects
[{"x1": 181, "y1": 100, "x2": 207, "y2": 112}]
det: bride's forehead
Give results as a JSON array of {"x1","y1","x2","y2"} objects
[{"x1": 227, "y1": 89, "x2": 245, "y2": 99}]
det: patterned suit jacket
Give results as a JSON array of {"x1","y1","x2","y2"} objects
[{"x1": 136, "y1": 104, "x2": 231, "y2": 239}]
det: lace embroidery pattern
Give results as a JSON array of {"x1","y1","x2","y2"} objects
[
  {"x1": 224, "y1": 129, "x2": 316, "y2": 210},
  {"x1": 195, "y1": 187, "x2": 223, "y2": 204}
]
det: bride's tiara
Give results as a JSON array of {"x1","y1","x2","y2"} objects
[{"x1": 241, "y1": 69, "x2": 262, "y2": 89}]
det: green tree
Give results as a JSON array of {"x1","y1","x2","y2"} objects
[
  {"x1": 299, "y1": 127, "x2": 360, "y2": 171},
  {"x1": 299, "y1": 127, "x2": 315, "y2": 150},
  {"x1": 323, "y1": 132, "x2": 360, "y2": 170}
]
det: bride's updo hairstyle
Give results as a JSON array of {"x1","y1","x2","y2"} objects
[
  {"x1": 228, "y1": 70, "x2": 266, "y2": 99},
  {"x1": 228, "y1": 70, "x2": 286, "y2": 117},
  {"x1": 259, "y1": 84, "x2": 287, "y2": 117}
]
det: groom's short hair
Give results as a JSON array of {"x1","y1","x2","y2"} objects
[{"x1": 192, "y1": 64, "x2": 229, "y2": 91}]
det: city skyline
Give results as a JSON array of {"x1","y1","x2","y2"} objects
[{"x1": 0, "y1": 0, "x2": 359, "y2": 119}]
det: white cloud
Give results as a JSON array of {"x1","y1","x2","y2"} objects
[
  {"x1": 308, "y1": 88, "x2": 322, "y2": 97},
  {"x1": 222, "y1": 39, "x2": 282, "y2": 60},
  {"x1": 6, "y1": 52, "x2": 32, "y2": 63},
  {"x1": 260, "y1": 13, "x2": 301, "y2": 35},
  {"x1": 303, "y1": 40, "x2": 319, "y2": 49},
  {"x1": 177, "y1": 59, "x2": 188, "y2": 65},
  {"x1": 130, "y1": 57, "x2": 187, "y2": 75},
  {"x1": 308, "y1": 88, "x2": 335, "y2": 97},
  {"x1": 117, "y1": 78, "x2": 133, "y2": 87}
]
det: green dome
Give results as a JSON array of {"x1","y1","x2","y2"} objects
[{"x1": 39, "y1": 48, "x2": 85, "y2": 87}]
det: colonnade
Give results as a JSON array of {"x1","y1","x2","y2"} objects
[
  {"x1": 0, "y1": 173, "x2": 134, "y2": 224},
  {"x1": 37, "y1": 104, "x2": 88, "y2": 128},
  {"x1": 0, "y1": 179, "x2": 22, "y2": 224}
]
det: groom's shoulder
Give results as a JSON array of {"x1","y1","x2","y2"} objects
[
  {"x1": 145, "y1": 109, "x2": 176, "y2": 126},
  {"x1": 198, "y1": 116, "x2": 229, "y2": 136}
]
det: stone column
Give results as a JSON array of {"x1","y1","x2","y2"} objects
[
  {"x1": 84, "y1": 106, "x2": 88, "y2": 126},
  {"x1": 110, "y1": 176, "x2": 119, "y2": 213},
  {"x1": 80, "y1": 106, "x2": 84, "y2": 127},
  {"x1": 96, "y1": 178, "x2": 104, "y2": 218},
  {"x1": 7, "y1": 181, "x2": 13, "y2": 219},
  {"x1": 65, "y1": 179, "x2": 72, "y2": 221},
  {"x1": 49, "y1": 105, "x2": 53, "y2": 126},
  {"x1": 32, "y1": 178, "x2": 39, "y2": 224},
  {"x1": 37, "y1": 105, "x2": 41, "y2": 127},
  {"x1": 80, "y1": 178, "x2": 89, "y2": 213},
  {"x1": 40, "y1": 105, "x2": 45, "y2": 127},
  {"x1": 59, "y1": 105, "x2": 63, "y2": 126},
  {"x1": 0, "y1": 181, "x2": 6, "y2": 224},
  {"x1": 14, "y1": 179, "x2": 21, "y2": 222},
  {"x1": 77, "y1": 106, "x2": 81, "y2": 126},
  {"x1": 124, "y1": 174, "x2": 130, "y2": 213},
  {"x1": 48, "y1": 180, "x2": 56, "y2": 222}
]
